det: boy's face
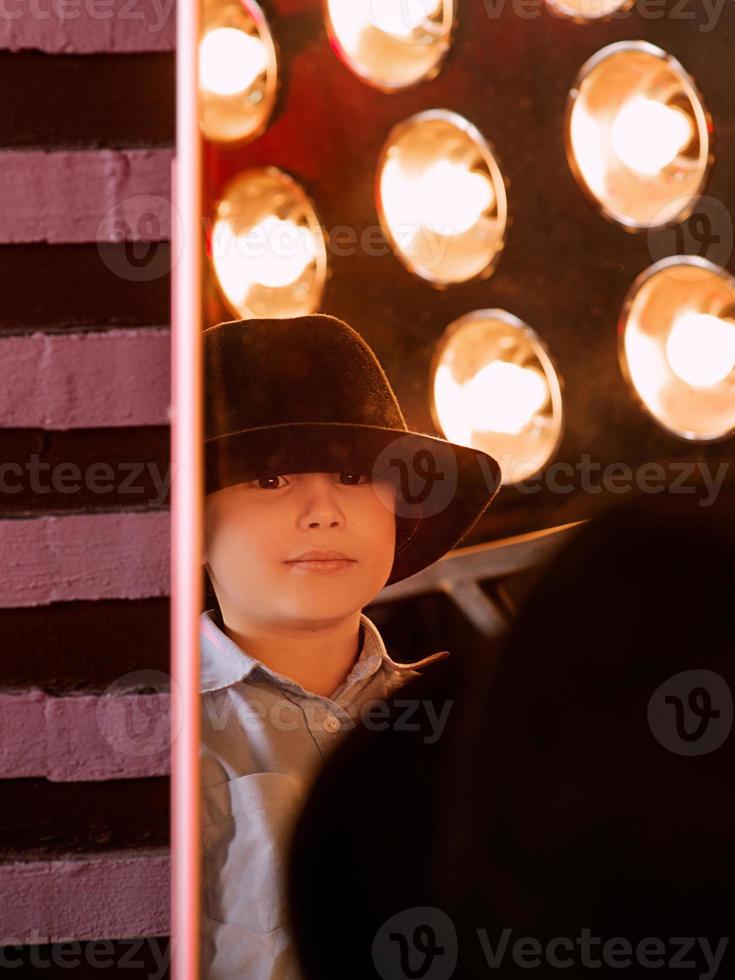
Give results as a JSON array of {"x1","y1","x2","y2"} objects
[{"x1": 203, "y1": 471, "x2": 397, "y2": 627}]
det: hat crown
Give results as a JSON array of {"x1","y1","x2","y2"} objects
[{"x1": 204, "y1": 314, "x2": 407, "y2": 441}]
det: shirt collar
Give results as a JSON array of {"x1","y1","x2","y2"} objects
[
  {"x1": 200, "y1": 608, "x2": 259, "y2": 693},
  {"x1": 199, "y1": 608, "x2": 448, "y2": 696}
]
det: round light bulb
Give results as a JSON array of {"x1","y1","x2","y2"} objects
[
  {"x1": 431, "y1": 310, "x2": 563, "y2": 483},
  {"x1": 665, "y1": 312, "x2": 735, "y2": 388}
]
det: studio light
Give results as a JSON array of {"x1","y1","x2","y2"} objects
[
  {"x1": 566, "y1": 41, "x2": 712, "y2": 229},
  {"x1": 431, "y1": 309, "x2": 564, "y2": 484},
  {"x1": 209, "y1": 167, "x2": 327, "y2": 319},
  {"x1": 199, "y1": 0, "x2": 278, "y2": 145},
  {"x1": 323, "y1": 0, "x2": 455, "y2": 91},
  {"x1": 619, "y1": 257, "x2": 735, "y2": 441},
  {"x1": 376, "y1": 109, "x2": 508, "y2": 286}
]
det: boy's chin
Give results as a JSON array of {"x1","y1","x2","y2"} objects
[{"x1": 279, "y1": 589, "x2": 372, "y2": 622}]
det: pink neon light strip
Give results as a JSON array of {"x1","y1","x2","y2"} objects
[{"x1": 171, "y1": 0, "x2": 203, "y2": 972}]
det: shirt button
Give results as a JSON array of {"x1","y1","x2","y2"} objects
[{"x1": 323, "y1": 713, "x2": 341, "y2": 733}]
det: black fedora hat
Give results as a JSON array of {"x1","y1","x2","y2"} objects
[{"x1": 204, "y1": 313, "x2": 502, "y2": 586}]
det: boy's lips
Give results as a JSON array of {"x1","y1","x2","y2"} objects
[
  {"x1": 284, "y1": 550, "x2": 357, "y2": 573},
  {"x1": 285, "y1": 550, "x2": 354, "y2": 562}
]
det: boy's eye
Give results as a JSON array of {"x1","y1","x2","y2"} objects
[
  {"x1": 250, "y1": 475, "x2": 287, "y2": 490},
  {"x1": 338, "y1": 472, "x2": 372, "y2": 485},
  {"x1": 248, "y1": 473, "x2": 371, "y2": 489}
]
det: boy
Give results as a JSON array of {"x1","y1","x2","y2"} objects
[{"x1": 199, "y1": 313, "x2": 501, "y2": 978}]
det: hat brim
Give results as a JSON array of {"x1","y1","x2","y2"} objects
[{"x1": 205, "y1": 422, "x2": 502, "y2": 586}]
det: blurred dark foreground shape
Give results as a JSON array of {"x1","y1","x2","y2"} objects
[{"x1": 286, "y1": 481, "x2": 735, "y2": 979}]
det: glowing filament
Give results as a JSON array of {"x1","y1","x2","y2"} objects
[
  {"x1": 417, "y1": 161, "x2": 495, "y2": 235},
  {"x1": 464, "y1": 360, "x2": 549, "y2": 435},
  {"x1": 665, "y1": 312, "x2": 735, "y2": 388},
  {"x1": 382, "y1": 158, "x2": 494, "y2": 239},
  {"x1": 212, "y1": 215, "x2": 317, "y2": 306},
  {"x1": 611, "y1": 97, "x2": 693, "y2": 176},
  {"x1": 199, "y1": 28, "x2": 268, "y2": 96},
  {"x1": 434, "y1": 360, "x2": 549, "y2": 441}
]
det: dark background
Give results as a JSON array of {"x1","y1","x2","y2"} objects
[{"x1": 1, "y1": 0, "x2": 731, "y2": 973}]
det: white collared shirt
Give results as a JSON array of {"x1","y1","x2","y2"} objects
[{"x1": 199, "y1": 608, "x2": 449, "y2": 979}]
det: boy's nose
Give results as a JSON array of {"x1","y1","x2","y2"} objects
[{"x1": 295, "y1": 476, "x2": 347, "y2": 524}]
